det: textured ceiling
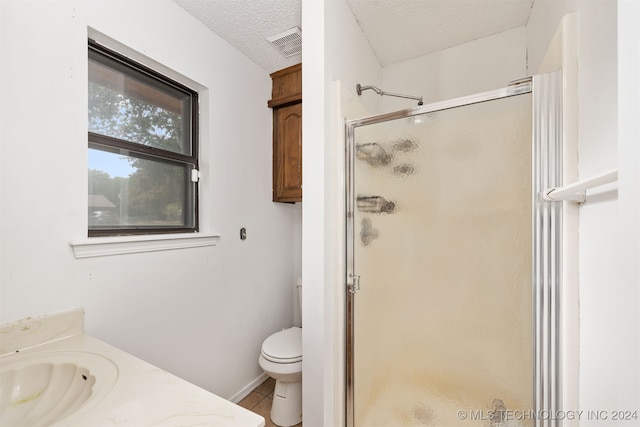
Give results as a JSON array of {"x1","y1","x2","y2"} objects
[
  {"x1": 173, "y1": 0, "x2": 534, "y2": 74},
  {"x1": 172, "y1": 0, "x2": 302, "y2": 74},
  {"x1": 346, "y1": 0, "x2": 534, "y2": 66}
]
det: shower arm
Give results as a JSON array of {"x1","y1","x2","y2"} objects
[{"x1": 356, "y1": 84, "x2": 424, "y2": 106}]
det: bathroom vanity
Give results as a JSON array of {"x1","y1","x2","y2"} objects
[{"x1": 0, "y1": 310, "x2": 265, "y2": 427}]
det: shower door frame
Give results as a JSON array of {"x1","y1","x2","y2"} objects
[{"x1": 345, "y1": 72, "x2": 562, "y2": 427}]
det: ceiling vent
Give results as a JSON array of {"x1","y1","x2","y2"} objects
[{"x1": 267, "y1": 27, "x2": 302, "y2": 58}]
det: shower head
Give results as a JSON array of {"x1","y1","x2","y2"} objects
[{"x1": 356, "y1": 83, "x2": 423, "y2": 106}]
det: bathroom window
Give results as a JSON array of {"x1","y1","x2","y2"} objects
[{"x1": 88, "y1": 40, "x2": 199, "y2": 236}]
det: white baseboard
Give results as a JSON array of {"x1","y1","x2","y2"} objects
[{"x1": 229, "y1": 372, "x2": 270, "y2": 403}]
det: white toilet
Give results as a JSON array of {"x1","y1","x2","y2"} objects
[{"x1": 258, "y1": 283, "x2": 302, "y2": 427}]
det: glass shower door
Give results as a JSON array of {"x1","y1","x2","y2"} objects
[{"x1": 347, "y1": 90, "x2": 535, "y2": 427}]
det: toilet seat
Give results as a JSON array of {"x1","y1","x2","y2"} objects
[{"x1": 261, "y1": 327, "x2": 302, "y2": 364}]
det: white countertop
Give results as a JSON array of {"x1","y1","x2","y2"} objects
[{"x1": 1, "y1": 333, "x2": 265, "y2": 427}]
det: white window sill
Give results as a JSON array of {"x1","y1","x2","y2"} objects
[{"x1": 69, "y1": 233, "x2": 220, "y2": 259}]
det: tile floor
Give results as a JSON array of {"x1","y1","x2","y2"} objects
[{"x1": 239, "y1": 377, "x2": 302, "y2": 427}]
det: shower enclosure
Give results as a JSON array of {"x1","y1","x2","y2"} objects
[{"x1": 346, "y1": 73, "x2": 562, "y2": 427}]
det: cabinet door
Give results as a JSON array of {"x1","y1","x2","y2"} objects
[{"x1": 273, "y1": 102, "x2": 302, "y2": 202}]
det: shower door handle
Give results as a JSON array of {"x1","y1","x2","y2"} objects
[{"x1": 348, "y1": 275, "x2": 361, "y2": 294}]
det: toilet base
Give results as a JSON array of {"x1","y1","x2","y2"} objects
[{"x1": 270, "y1": 379, "x2": 302, "y2": 427}]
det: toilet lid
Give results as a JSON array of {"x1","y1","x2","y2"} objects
[{"x1": 261, "y1": 327, "x2": 302, "y2": 363}]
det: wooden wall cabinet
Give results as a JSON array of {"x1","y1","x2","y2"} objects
[{"x1": 268, "y1": 63, "x2": 302, "y2": 203}]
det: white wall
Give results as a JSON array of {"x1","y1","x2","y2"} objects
[
  {"x1": 527, "y1": 0, "x2": 640, "y2": 423},
  {"x1": 618, "y1": 0, "x2": 640, "y2": 410},
  {"x1": 0, "y1": 0, "x2": 298, "y2": 401},
  {"x1": 383, "y1": 27, "x2": 527, "y2": 109},
  {"x1": 301, "y1": 0, "x2": 381, "y2": 425}
]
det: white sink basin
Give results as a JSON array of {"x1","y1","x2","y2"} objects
[{"x1": 0, "y1": 351, "x2": 118, "y2": 427}]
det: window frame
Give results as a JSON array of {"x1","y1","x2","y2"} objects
[{"x1": 88, "y1": 39, "x2": 199, "y2": 237}]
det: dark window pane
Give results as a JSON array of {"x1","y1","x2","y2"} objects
[
  {"x1": 88, "y1": 51, "x2": 192, "y2": 156},
  {"x1": 88, "y1": 148, "x2": 194, "y2": 230}
]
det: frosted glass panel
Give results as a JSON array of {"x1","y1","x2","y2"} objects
[{"x1": 352, "y1": 93, "x2": 533, "y2": 426}]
